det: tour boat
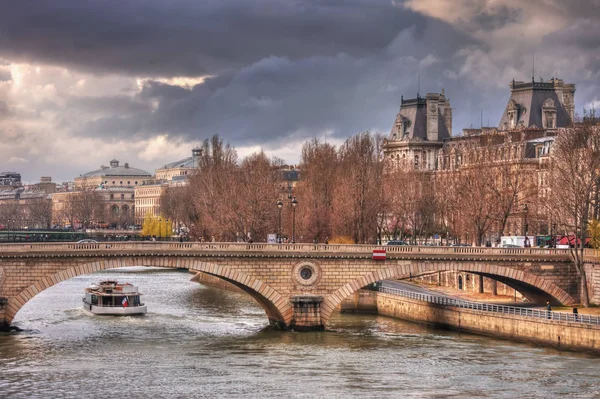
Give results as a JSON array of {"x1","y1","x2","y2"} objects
[{"x1": 82, "y1": 280, "x2": 147, "y2": 315}]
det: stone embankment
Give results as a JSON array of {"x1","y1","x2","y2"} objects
[{"x1": 341, "y1": 290, "x2": 600, "y2": 354}]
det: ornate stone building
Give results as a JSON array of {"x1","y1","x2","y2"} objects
[
  {"x1": 52, "y1": 160, "x2": 154, "y2": 228},
  {"x1": 383, "y1": 91, "x2": 452, "y2": 170},
  {"x1": 75, "y1": 159, "x2": 153, "y2": 190},
  {"x1": 383, "y1": 77, "x2": 576, "y2": 241}
]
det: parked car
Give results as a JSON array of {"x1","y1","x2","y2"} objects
[
  {"x1": 451, "y1": 243, "x2": 471, "y2": 247},
  {"x1": 386, "y1": 240, "x2": 408, "y2": 246},
  {"x1": 76, "y1": 239, "x2": 98, "y2": 244},
  {"x1": 501, "y1": 243, "x2": 520, "y2": 248}
]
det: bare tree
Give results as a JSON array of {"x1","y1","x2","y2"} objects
[
  {"x1": 27, "y1": 198, "x2": 53, "y2": 229},
  {"x1": 334, "y1": 132, "x2": 385, "y2": 244},
  {"x1": 295, "y1": 138, "x2": 338, "y2": 242},
  {"x1": 546, "y1": 118, "x2": 600, "y2": 306},
  {"x1": 68, "y1": 190, "x2": 105, "y2": 229}
]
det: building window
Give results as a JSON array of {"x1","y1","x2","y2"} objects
[
  {"x1": 414, "y1": 155, "x2": 419, "y2": 168},
  {"x1": 112, "y1": 181, "x2": 115, "y2": 185},
  {"x1": 110, "y1": 194, "x2": 114, "y2": 199},
  {"x1": 127, "y1": 181, "x2": 130, "y2": 185},
  {"x1": 120, "y1": 194, "x2": 124, "y2": 200},
  {"x1": 120, "y1": 181, "x2": 123, "y2": 185},
  {"x1": 131, "y1": 194, "x2": 134, "y2": 199},
  {"x1": 135, "y1": 181, "x2": 138, "y2": 185}
]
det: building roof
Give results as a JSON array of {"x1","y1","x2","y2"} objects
[
  {"x1": 157, "y1": 156, "x2": 197, "y2": 170},
  {"x1": 79, "y1": 160, "x2": 152, "y2": 178},
  {"x1": 498, "y1": 78, "x2": 575, "y2": 130},
  {"x1": 388, "y1": 93, "x2": 451, "y2": 143}
]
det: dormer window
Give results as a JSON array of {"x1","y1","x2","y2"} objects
[
  {"x1": 542, "y1": 98, "x2": 557, "y2": 129},
  {"x1": 506, "y1": 99, "x2": 521, "y2": 129}
]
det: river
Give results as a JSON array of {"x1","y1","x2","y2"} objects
[{"x1": 1, "y1": 267, "x2": 599, "y2": 398}]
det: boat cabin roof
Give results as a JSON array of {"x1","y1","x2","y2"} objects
[{"x1": 85, "y1": 280, "x2": 141, "y2": 296}]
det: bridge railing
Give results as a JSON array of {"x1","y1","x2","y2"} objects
[
  {"x1": 378, "y1": 286, "x2": 600, "y2": 326},
  {"x1": 0, "y1": 241, "x2": 574, "y2": 257}
]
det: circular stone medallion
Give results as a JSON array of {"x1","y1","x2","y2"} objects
[{"x1": 292, "y1": 262, "x2": 320, "y2": 287}]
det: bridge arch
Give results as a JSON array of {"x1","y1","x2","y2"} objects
[
  {"x1": 4, "y1": 258, "x2": 292, "y2": 329},
  {"x1": 321, "y1": 261, "x2": 577, "y2": 325}
]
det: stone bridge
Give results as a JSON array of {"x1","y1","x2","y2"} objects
[{"x1": 0, "y1": 242, "x2": 582, "y2": 331}]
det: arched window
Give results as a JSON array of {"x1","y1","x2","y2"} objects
[{"x1": 111, "y1": 205, "x2": 120, "y2": 217}]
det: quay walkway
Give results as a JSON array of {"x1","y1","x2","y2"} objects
[{"x1": 378, "y1": 286, "x2": 600, "y2": 325}]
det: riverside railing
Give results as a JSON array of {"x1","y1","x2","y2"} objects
[{"x1": 378, "y1": 285, "x2": 600, "y2": 325}]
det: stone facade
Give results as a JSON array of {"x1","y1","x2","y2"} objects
[
  {"x1": 0, "y1": 243, "x2": 581, "y2": 331},
  {"x1": 384, "y1": 91, "x2": 452, "y2": 171},
  {"x1": 134, "y1": 183, "x2": 168, "y2": 224}
]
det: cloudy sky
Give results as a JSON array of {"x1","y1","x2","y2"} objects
[{"x1": 1, "y1": 0, "x2": 600, "y2": 183}]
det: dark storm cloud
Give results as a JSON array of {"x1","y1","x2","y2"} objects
[
  {"x1": 0, "y1": 0, "x2": 425, "y2": 77},
  {"x1": 74, "y1": 23, "x2": 484, "y2": 147}
]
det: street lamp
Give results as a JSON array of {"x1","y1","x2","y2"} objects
[
  {"x1": 552, "y1": 223, "x2": 557, "y2": 248},
  {"x1": 291, "y1": 196, "x2": 298, "y2": 243},
  {"x1": 276, "y1": 199, "x2": 283, "y2": 243},
  {"x1": 158, "y1": 218, "x2": 162, "y2": 241},
  {"x1": 523, "y1": 203, "x2": 529, "y2": 236}
]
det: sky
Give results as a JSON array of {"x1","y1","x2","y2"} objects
[{"x1": 1, "y1": 0, "x2": 600, "y2": 183}]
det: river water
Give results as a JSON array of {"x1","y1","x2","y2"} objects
[{"x1": 1, "y1": 267, "x2": 599, "y2": 398}]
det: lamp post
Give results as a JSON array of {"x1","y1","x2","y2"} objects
[
  {"x1": 552, "y1": 223, "x2": 557, "y2": 248},
  {"x1": 291, "y1": 196, "x2": 298, "y2": 243},
  {"x1": 276, "y1": 199, "x2": 283, "y2": 243},
  {"x1": 523, "y1": 203, "x2": 529, "y2": 236},
  {"x1": 158, "y1": 218, "x2": 162, "y2": 241}
]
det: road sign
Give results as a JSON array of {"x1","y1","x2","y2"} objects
[{"x1": 372, "y1": 248, "x2": 386, "y2": 260}]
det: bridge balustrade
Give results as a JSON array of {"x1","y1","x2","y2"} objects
[{"x1": 0, "y1": 242, "x2": 576, "y2": 257}]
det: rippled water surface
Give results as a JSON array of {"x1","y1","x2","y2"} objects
[{"x1": 1, "y1": 267, "x2": 599, "y2": 398}]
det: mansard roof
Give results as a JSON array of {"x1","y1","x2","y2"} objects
[{"x1": 498, "y1": 78, "x2": 575, "y2": 130}]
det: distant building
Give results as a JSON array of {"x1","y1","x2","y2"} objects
[
  {"x1": 0, "y1": 172, "x2": 22, "y2": 189},
  {"x1": 134, "y1": 183, "x2": 168, "y2": 224},
  {"x1": 26, "y1": 176, "x2": 56, "y2": 194},
  {"x1": 75, "y1": 159, "x2": 153, "y2": 190},
  {"x1": 155, "y1": 147, "x2": 202, "y2": 182}
]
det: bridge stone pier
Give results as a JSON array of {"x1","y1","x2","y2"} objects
[{"x1": 0, "y1": 242, "x2": 581, "y2": 331}]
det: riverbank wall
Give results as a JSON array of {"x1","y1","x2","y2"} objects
[{"x1": 342, "y1": 290, "x2": 600, "y2": 354}]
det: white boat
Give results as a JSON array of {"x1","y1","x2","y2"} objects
[{"x1": 82, "y1": 280, "x2": 147, "y2": 315}]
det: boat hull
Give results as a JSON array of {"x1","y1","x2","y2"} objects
[{"x1": 82, "y1": 303, "x2": 147, "y2": 315}]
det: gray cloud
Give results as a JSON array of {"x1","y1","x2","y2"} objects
[
  {"x1": 0, "y1": 0, "x2": 424, "y2": 77},
  {"x1": 2, "y1": 0, "x2": 600, "y2": 183},
  {"x1": 0, "y1": 69, "x2": 10, "y2": 81}
]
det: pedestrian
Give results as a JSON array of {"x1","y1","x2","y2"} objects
[
  {"x1": 546, "y1": 301, "x2": 552, "y2": 319},
  {"x1": 325, "y1": 237, "x2": 329, "y2": 245},
  {"x1": 573, "y1": 307, "x2": 579, "y2": 322},
  {"x1": 211, "y1": 235, "x2": 215, "y2": 243}
]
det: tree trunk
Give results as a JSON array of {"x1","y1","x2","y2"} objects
[{"x1": 580, "y1": 265, "x2": 590, "y2": 307}]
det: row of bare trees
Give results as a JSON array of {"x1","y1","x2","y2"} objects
[
  {"x1": 0, "y1": 189, "x2": 134, "y2": 231},
  {"x1": 0, "y1": 198, "x2": 53, "y2": 229},
  {"x1": 162, "y1": 121, "x2": 599, "y2": 250}
]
